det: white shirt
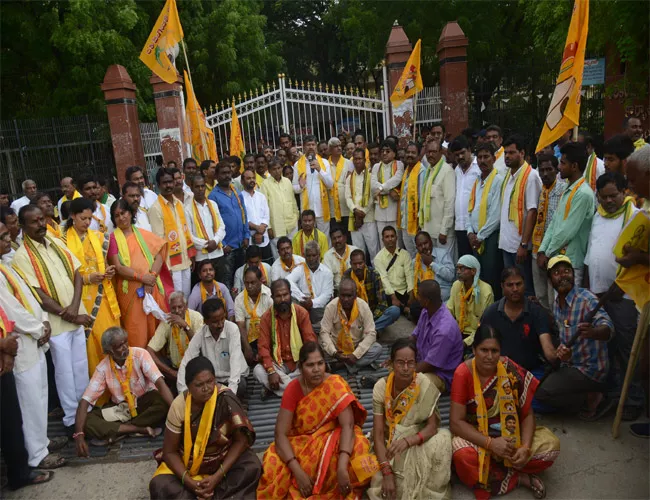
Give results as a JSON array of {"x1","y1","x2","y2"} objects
[
  {"x1": 454, "y1": 159, "x2": 481, "y2": 230},
  {"x1": 135, "y1": 207, "x2": 152, "y2": 232},
  {"x1": 176, "y1": 322, "x2": 248, "y2": 394},
  {"x1": 287, "y1": 263, "x2": 334, "y2": 309},
  {"x1": 89, "y1": 202, "x2": 114, "y2": 233},
  {"x1": 371, "y1": 161, "x2": 405, "y2": 222},
  {"x1": 142, "y1": 188, "x2": 158, "y2": 210},
  {"x1": 323, "y1": 245, "x2": 359, "y2": 289},
  {"x1": 234, "y1": 285, "x2": 273, "y2": 332},
  {"x1": 242, "y1": 189, "x2": 270, "y2": 247},
  {"x1": 498, "y1": 166, "x2": 542, "y2": 253},
  {"x1": 271, "y1": 254, "x2": 305, "y2": 281},
  {"x1": 233, "y1": 262, "x2": 273, "y2": 296},
  {"x1": 184, "y1": 198, "x2": 226, "y2": 261},
  {"x1": 10, "y1": 196, "x2": 30, "y2": 213},
  {"x1": 183, "y1": 182, "x2": 192, "y2": 195},
  {"x1": 329, "y1": 156, "x2": 354, "y2": 218},
  {"x1": 585, "y1": 208, "x2": 639, "y2": 294},
  {"x1": 292, "y1": 156, "x2": 334, "y2": 218},
  {"x1": 494, "y1": 147, "x2": 508, "y2": 174}
]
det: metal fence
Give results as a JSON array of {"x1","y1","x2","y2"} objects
[
  {"x1": 415, "y1": 86, "x2": 442, "y2": 125},
  {"x1": 140, "y1": 122, "x2": 163, "y2": 185},
  {"x1": 0, "y1": 115, "x2": 116, "y2": 199}
]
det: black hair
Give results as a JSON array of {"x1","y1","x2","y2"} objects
[
  {"x1": 255, "y1": 153, "x2": 266, "y2": 161},
  {"x1": 298, "y1": 341, "x2": 326, "y2": 365},
  {"x1": 559, "y1": 142, "x2": 588, "y2": 173},
  {"x1": 269, "y1": 157, "x2": 282, "y2": 168},
  {"x1": 350, "y1": 248, "x2": 366, "y2": 261},
  {"x1": 216, "y1": 161, "x2": 231, "y2": 173},
  {"x1": 195, "y1": 259, "x2": 215, "y2": 275},
  {"x1": 537, "y1": 153, "x2": 559, "y2": 169},
  {"x1": 184, "y1": 356, "x2": 215, "y2": 387},
  {"x1": 201, "y1": 297, "x2": 225, "y2": 319},
  {"x1": 65, "y1": 198, "x2": 95, "y2": 230},
  {"x1": 199, "y1": 160, "x2": 215, "y2": 175},
  {"x1": 390, "y1": 337, "x2": 417, "y2": 360},
  {"x1": 155, "y1": 167, "x2": 175, "y2": 185},
  {"x1": 276, "y1": 236, "x2": 292, "y2": 250},
  {"x1": 301, "y1": 209, "x2": 316, "y2": 220},
  {"x1": 190, "y1": 173, "x2": 206, "y2": 187},
  {"x1": 368, "y1": 142, "x2": 380, "y2": 151},
  {"x1": 60, "y1": 200, "x2": 72, "y2": 221},
  {"x1": 505, "y1": 415, "x2": 516, "y2": 423},
  {"x1": 475, "y1": 142, "x2": 496, "y2": 156},
  {"x1": 472, "y1": 323, "x2": 502, "y2": 349},
  {"x1": 271, "y1": 278, "x2": 291, "y2": 295},
  {"x1": 603, "y1": 134, "x2": 635, "y2": 160},
  {"x1": 503, "y1": 134, "x2": 526, "y2": 153},
  {"x1": 76, "y1": 174, "x2": 97, "y2": 191},
  {"x1": 596, "y1": 171, "x2": 627, "y2": 192},
  {"x1": 0, "y1": 206, "x2": 16, "y2": 224},
  {"x1": 168, "y1": 167, "x2": 181, "y2": 178},
  {"x1": 303, "y1": 134, "x2": 317, "y2": 144},
  {"x1": 431, "y1": 123, "x2": 445, "y2": 133},
  {"x1": 623, "y1": 116, "x2": 641, "y2": 129},
  {"x1": 448, "y1": 135, "x2": 470, "y2": 153},
  {"x1": 228, "y1": 156, "x2": 242, "y2": 167},
  {"x1": 580, "y1": 132, "x2": 596, "y2": 148},
  {"x1": 121, "y1": 181, "x2": 140, "y2": 196},
  {"x1": 18, "y1": 204, "x2": 40, "y2": 226},
  {"x1": 417, "y1": 279, "x2": 441, "y2": 303},
  {"x1": 125, "y1": 166, "x2": 145, "y2": 183},
  {"x1": 406, "y1": 141, "x2": 422, "y2": 154},
  {"x1": 317, "y1": 140, "x2": 328, "y2": 147},
  {"x1": 501, "y1": 266, "x2": 525, "y2": 283},
  {"x1": 415, "y1": 230, "x2": 432, "y2": 243},
  {"x1": 329, "y1": 225, "x2": 345, "y2": 238},
  {"x1": 244, "y1": 265, "x2": 263, "y2": 280},
  {"x1": 381, "y1": 225, "x2": 397, "y2": 236},
  {"x1": 245, "y1": 245, "x2": 262, "y2": 261},
  {"x1": 380, "y1": 139, "x2": 397, "y2": 154},
  {"x1": 31, "y1": 192, "x2": 52, "y2": 205},
  {"x1": 354, "y1": 132, "x2": 366, "y2": 142},
  {"x1": 353, "y1": 148, "x2": 366, "y2": 158},
  {"x1": 279, "y1": 133, "x2": 292, "y2": 142},
  {"x1": 109, "y1": 198, "x2": 136, "y2": 227},
  {"x1": 485, "y1": 124, "x2": 502, "y2": 137},
  {"x1": 183, "y1": 158, "x2": 198, "y2": 170}
]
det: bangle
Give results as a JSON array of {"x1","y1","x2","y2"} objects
[
  {"x1": 286, "y1": 456, "x2": 297, "y2": 466},
  {"x1": 72, "y1": 431, "x2": 85, "y2": 439},
  {"x1": 181, "y1": 470, "x2": 188, "y2": 486},
  {"x1": 220, "y1": 463, "x2": 226, "y2": 478},
  {"x1": 339, "y1": 449, "x2": 351, "y2": 457},
  {"x1": 417, "y1": 432, "x2": 424, "y2": 445},
  {"x1": 404, "y1": 437, "x2": 412, "y2": 448},
  {"x1": 382, "y1": 469, "x2": 393, "y2": 477},
  {"x1": 379, "y1": 460, "x2": 390, "y2": 468},
  {"x1": 485, "y1": 437, "x2": 492, "y2": 451},
  {"x1": 520, "y1": 445, "x2": 531, "y2": 456}
]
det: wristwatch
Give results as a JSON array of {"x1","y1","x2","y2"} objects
[
  {"x1": 520, "y1": 242, "x2": 528, "y2": 248},
  {"x1": 183, "y1": 325, "x2": 191, "y2": 333}
]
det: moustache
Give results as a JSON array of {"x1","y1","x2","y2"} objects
[
  {"x1": 558, "y1": 278, "x2": 572, "y2": 287},
  {"x1": 275, "y1": 301, "x2": 291, "y2": 313}
]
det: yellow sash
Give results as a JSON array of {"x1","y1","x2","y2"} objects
[
  {"x1": 47, "y1": 221, "x2": 62, "y2": 239},
  {"x1": 467, "y1": 168, "x2": 498, "y2": 255},
  {"x1": 334, "y1": 246, "x2": 351, "y2": 278},
  {"x1": 377, "y1": 161, "x2": 398, "y2": 209},
  {"x1": 350, "y1": 269, "x2": 369, "y2": 303},
  {"x1": 92, "y1": 203, "x2": 108, "y2": 233},
  {"x1": 384, "y1": 372, "x2": 419, "y2": 447},
  {"x1": 472, "y1": 359, "x2": 521, "y2": 485},
  {"x1": 171, "y1": 310, "x2": 191, "y2": 359},
  {"x1": 329, "y1": 155, "x2": 347, "y2": 221},
  {"x1": 413, "y1": 253, "x2": 434, "y2": 298},
  {"x1": 200, "y1": 281, "x2": 224, "y2": 303},
  {"x1": 280, "y1": 257, "x2": 298, "y2": 273},
  {"x1": 22, "y1": 235, "x2": 74, "y2": 304},
  {"x1": 501, "y1": 162, "x2": 532, "y2": 235},
  {"x1": 192, "y1": 199, "x2": 221, "y2": 254},
  {"x1": 563, "y1": 178, "x2": 585, "y2": 219},
  {"x1": 158, "y1": 195, "x2": 195, "y2": 266},
  {"x1": 584, "y1": 153, "x2": 598, "y2": 190},
  {"x1": 113, "y1": 226, "x2": 164, "y2": 295},
  {"x1": 336, "y1": 299, "x2": 358, "y2": 355},
  {"x1": 297, "y1": 155, "x2": 330, "y2": 220},
  {"x1": 397, "y1": 162, "x2": 422, "y2": 236},
  {"x1": 271, "y1": 304, "x2": 303, "y2": 366},
  {"x1": 532, "y1": 180, "x2": 556, "y2": 254},
  {"x1": 458, "y1": 285, "x2": 474, "y2": 332},
  {"x1": 419, "y1": 157, "x2": 444, "y2": 225},
  {"x1": 495, "y1": 147, "x2": 504, "y2": 161},
  {"x1": 110, "y1": 352, "x2": 137, "y2": 417},
  {"x1": 0, "y1": 263, "x2": 35, "y2": 314},
  {"x1": 302, "y1": 262, "x2": 314, "y2": 297},
  {"x1": 597, "y1": 196, "x2": 636, "y2": 224},
  {"x1": 634, "y1": 138, "x2": 647, "y2": 150},
  {"x1": 243, "y1": 289, "x2": 262, "y2": 343},
  {"x1": 348, "y1": 169, "x2": 372, "y2": 232}
]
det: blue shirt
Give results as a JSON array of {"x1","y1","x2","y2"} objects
[
  {"x1": 553, "y1": 287, "x2": 613, "y2": 382},
  {"x1": 208, "y1": 185, "x2": 250, "y2": 249}
]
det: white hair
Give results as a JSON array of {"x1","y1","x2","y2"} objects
[
  {"x1": 22, "y1": 179, "x2": 36, "y2": 190},
  {"x1": 305, "y1": 240, "x2": 320, "y2": 255},
  {"x1": 328, "y1": 137, "x2": 341, "y2": 147},
  {"x1": 628, "y1": 144, "x2": 650, "y2": 172},
  {"x1": 101, "y1": 327, "x2": 128, "y2": 353},
  {"x1": 168, "y1": 291, "x2": 187, "y2": 304}
]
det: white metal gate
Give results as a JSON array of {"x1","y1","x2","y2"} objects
[
  {"x1": 415, "y1": 86, "x2": 442, "y2": 125},
  {"x1": 205, "y1": 75, "x2": 393, "y2": 154},
  {"x1": 139, "y1": 122, "x2": 162, "y2": 183}
]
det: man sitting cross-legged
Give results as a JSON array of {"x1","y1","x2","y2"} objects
[
  {"x1": 147, "y1": 291, "x2": 204, "y2": 390},
  {"x1": 74, "y1": 327, "x2": 173, "y2": 454},
  {"x1": 270, "y1": 236, "x2": 305, "y2": 281},
  {"x1": 187, "y1": 260, "x2": 235, "y2": 320},
  {"x1": 233, "y1": 245, "x2": 272, "y2": 297},
  {"x1": 319, "y1": 278, "x2": 383, "y2": 374}
]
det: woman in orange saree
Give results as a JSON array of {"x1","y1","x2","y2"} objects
[
  {"x1": 257, "y1": 342, "x2": 373, "y2": 499},
  {"x1": 107, "y1": 199, "x2": 172, "y2": 348}
]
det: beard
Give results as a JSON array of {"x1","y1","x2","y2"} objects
[{"x1": 275, "y1": 300, "x2": 291, "y2": 313}]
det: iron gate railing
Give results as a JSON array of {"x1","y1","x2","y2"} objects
[{"x1": 140, "y1": 121, "x2": 163, "y2": 184}]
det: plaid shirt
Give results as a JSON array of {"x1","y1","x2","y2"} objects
[
  {"x1": 343, "y1": 267, "x2": 389, "y2": 319},
  {"x1": 553, "y1": 287, "x2": 613, "y2": 382},
  {"x1": 542, "y1": 179, "x2": 565, "y2": 233},
  {"x1": 82, "y1": 347, "x2": 163, "y2": 407}
]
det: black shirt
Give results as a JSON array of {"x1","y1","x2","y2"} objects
[{"x1": 480, "y1": 297, "x2": 551, "y2": 371}]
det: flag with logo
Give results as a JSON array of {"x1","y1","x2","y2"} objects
[
  {"x1": 536, "y1": 0, "x2": 589, "y2": 153},
  {"x1": 183, "y1": 71, "x2": 217, "y2": 162},
  {"x1": 139, "y1": 0, "x2": 184, "y2": 84},
  {"x1": 614, "y1": 211, "x2": 650, "y2": 309},
  {"x1": 229, "y1": 102, "x2": 245, "y2": 158},
  {"x1": 390, "y1": 39, "x2": 423, "y2": 106}
]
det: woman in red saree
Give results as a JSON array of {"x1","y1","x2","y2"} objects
[
  {"x1": 107, "y1": 199, "x2": 172, "y2": 348},
  {"x1": 450, "y1": 325, "x2": 560, "y2": 500},
  {"x1": 257, "y1": 342, "x2": 372, "y2": 499}
]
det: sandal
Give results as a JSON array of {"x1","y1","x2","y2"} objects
[
  {"x1": 360, "y1": 375, "x2": 377, "y2": 389},
  {"x1": 37, "y1": 453, "x2": 66, "y2": 469},
  {"x1": 579, "y1": 397, "x2": 614, "y2": 422},
  {"x1": 26, "y1": 469, "x2": 54, "y2": 486},
  {"x1": 529, "y1": 474, "x2": 546, "y2": 499},
  {"x1": 48, "y1": 436, "x2": 68, "y2": 452}
]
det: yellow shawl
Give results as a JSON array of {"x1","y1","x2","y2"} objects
[
  {"x1": 297, "y1": 155, "x2": 330, "y2": 220},
  {"x1": 397, "y1": 162, "x2": 422, "y2": 236}
]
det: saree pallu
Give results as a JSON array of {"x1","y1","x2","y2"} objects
[
  {"x1": 367, "y1": 373, "x2": 452, "y2": 500},
  {"x1": 108, "y1": 229, "x2": 171, "y2": 348},
  {"x1": 451, "y1": 358, "x2": 560, "y2": 500},
  {"x1": 150, "y1": 388, "x2": 261, "y2": 500},
  {"x1": 257, "y1": 375, "x2": 372, "y2": 499}
]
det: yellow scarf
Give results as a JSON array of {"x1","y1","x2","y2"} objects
[
  {"x1": 200, "y1": 281, "x2": 224, "y2": 303},
  {"x1": 384, "y1": 372, "x2": 419, "y2": 447},
  {"x1": 472, "y1": 358, "x2": 521, "y2": 485},
  {"x1": 228, "y1": 184, "x2": 246, "y2": 224},
  {"x1": 329, "y1": 155, "x2": 347, "y2": 221},
  {"x1": 297, "y1": 155, "x2": 330, "y2": 220},
  {"x1": 244, "y1": 289, "x2": 262, "y2": 343},
  {"x1": 302, "y1": 262, "x2": 315, "y2": 297},
  {"x1": 0, "y1": 263, "x2": 35, "y2": 314},
  {"x1": 532, "y1": 180, "x2": 556, "y2": 254},
  {"x1": 350, "y1": 268, "x2": 369, "y2": 303},
  {"x1": 563, "y1": 178, "x2": 586, "y2": 219},
  {"x1": 584, "y1": 152, "x2": 598, "y2": 190},
  {"x1": 495, "y1": 147, "x2": 504, "y2": 161},
  {"x1": 397, "y1": 162, "x2": 422, "y2": 236},
  {"x1": 467, "y1": 168, "x2": 498, "y2": 255},
  {"x1": 377, "y1": 161, "x2": 398, "y2": 209},
  {"x1": 458, "y1": 285, "x2": 474, "y2": 332},
  {"x1": 22, "y1": 235, "x2": 74, "y2": 304},
  {"x1": 634, "y1": 138, "x2": 646, "y2": 150},
  {"x1": 47, "y1": 221, "x2": 62, "y2": 239},
  {"x1": 65, "y1": 228, "x2": 121, "y2": 319},
  {"x1": 110, "y1": 351, "x2": 137, "y2": 417},
  {"x1": 280, "y1": 256, "x2": 298, "y2": 273},
  {"x1": 158, "y1": 195, "x2": 195, "y2": 266},
  {"x1": 419, "y1": 157, "x2": 444, "y2": 225},
  {"x1": 60, "y1": 190, "x2": 82, "y2": 205},
  {"x1": 271, "y1": 304, "x2": 303, "y2": 366},
  {"x1": 501, "y1": 162, "x2": 532, "y2": 235},
  {"x1": 92, "y1": 203, "x2": 108, "y2": 233},
  {"x1": 0, "y1": 306, "x2": 11, "y2": 338},
  {"x1": 171, "y1": 310, "x2": 191, "y2": 359},
  {"x1": 336, "y1": 299, "x2": 358, "y2": 355},
  {"x1": 113, "y1": 226, "x2": 164, "y2": 295},
  {"x1": 413, "y1": 253, "x2": 435, "y2": 299},
  {"x1": 597, "y1": 196, "x2": 636, "y2": 224},
  {"x1": 298, "y1": 230, "x2": 321, "y2": 257},
  {"x1": 191, "y1": 199, "x2": 221, "y2": 254},
  {"x1": 348, "y1": 169, "x2": 372, "y2": 232},
  {"x1": 334, "y1": 246, "x2": 351, "y2": 278}
]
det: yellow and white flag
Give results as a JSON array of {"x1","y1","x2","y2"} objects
[
  {"x1": 229, "y1": 102, "x2": 245, "y2": 159},
  {"x1": 184, "y1": 71, "x2": 217, "y2": 162},
  {"x1": 390, "y1": 39, "x2": 423, "y2": 106},
  {"x1": 139, "y1": 0, "x2": 184, "y2": 83},
  {"x1": 536, "y1": 0, "x2": 589, "y2": 153}
]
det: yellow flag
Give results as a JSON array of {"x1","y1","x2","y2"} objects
[
  {"x1": 536, "y1": 0, "x2": 589, "y2": 153},
  {"x1": 614, "y1": 211, "x2": 650, "y2": 309},
  {"x1": 390, "y1": 39, "x2": 423, "y2": 106},
  {"x1": 139, "y1": 0, "x2": 184, "y2": 84},
  {"x1": 183, "y1": 71, "x2": 218, "y2": 162},
  {"x1": 229, "y1": 102, "x2": 245, "y2": 158}
]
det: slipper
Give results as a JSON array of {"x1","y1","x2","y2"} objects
[
  {"x1": 26, "y1": 469, "x2": 54, "y2": 486},
  {"x1": 48, "y1": 436, "x2": 68, "y2": 452},
  {"x1": 579, "y1": 397, "x2": 615, "y2": 422},
  {"x1": 260, "y1": 386, "x2": 273, "y2": 401},
  {"x1": 133, "y1": 427, "x2": 163, "y2": 439},
  {"x1": 48, "y1": 408, "x2": 64, "y2": 419},
  {"x1": 360, "y1": 375, "x2": 377, "y2": 389},
  {"x1": 37, "y1": 453, "x2": 66, "y2": 469},
  {"x1": 529, "y1": 474, "x2": 546, "y2": 499}
]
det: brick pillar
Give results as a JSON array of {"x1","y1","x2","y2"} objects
[
  {"x1": 150, "y1": 73, "x2": 186, "y2": 168},
  {"x1": 437, "y1": 22, "x2": 469, "y2": 140},
  {"x1": 101, "y1": 65, "x2": 145, "y2": 185},
  {"x1": 385, "y1": 21, "x2": 414, "y2": 142}
]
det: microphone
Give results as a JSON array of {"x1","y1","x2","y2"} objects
[{"x1": 308, "y1": 153, "x2": 315, "y2": 173}]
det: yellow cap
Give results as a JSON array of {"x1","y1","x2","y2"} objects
[{"x1": 548, "y1": 255, "x2": 573, "y2": 269}]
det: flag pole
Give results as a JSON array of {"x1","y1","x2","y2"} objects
[
  {"x1": 412, "y1": 92, "x2": 418, "y2": 140},
  {"x1": 181, "y1": 39, "x2": 209, "y2": 159}
]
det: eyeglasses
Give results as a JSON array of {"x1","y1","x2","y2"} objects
[{"x1": 393, "y1": 360, "x2": 416, "y2": 369}]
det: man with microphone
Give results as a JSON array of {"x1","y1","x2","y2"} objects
[{"x1": 292, "y1": 135, "x2": 335, "y2": 242}]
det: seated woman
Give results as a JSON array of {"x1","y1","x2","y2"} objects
[
  {"x1": 257, "y1": 342, "x2": 372, "y2": 499},
  {"x1": 367, "y1": 338, "x2": 453, "y2": 500},
  {"x1": 450, "y1": 324, "x2": 560, "y2": 500},
  {"x1": 149, "y1": 356, "x2": 261, "y2": 500}
]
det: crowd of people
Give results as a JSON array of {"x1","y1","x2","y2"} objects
[{"x1": 0, "y1": 116, "x2": 648, "y2": 500}]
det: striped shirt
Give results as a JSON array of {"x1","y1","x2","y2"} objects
[
  {"x1": 553, "y1": 287, "x2": 613, "y2": 382},
  {"x1": 342, "y1": 267, "x2": 390, "y2": 319}
]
